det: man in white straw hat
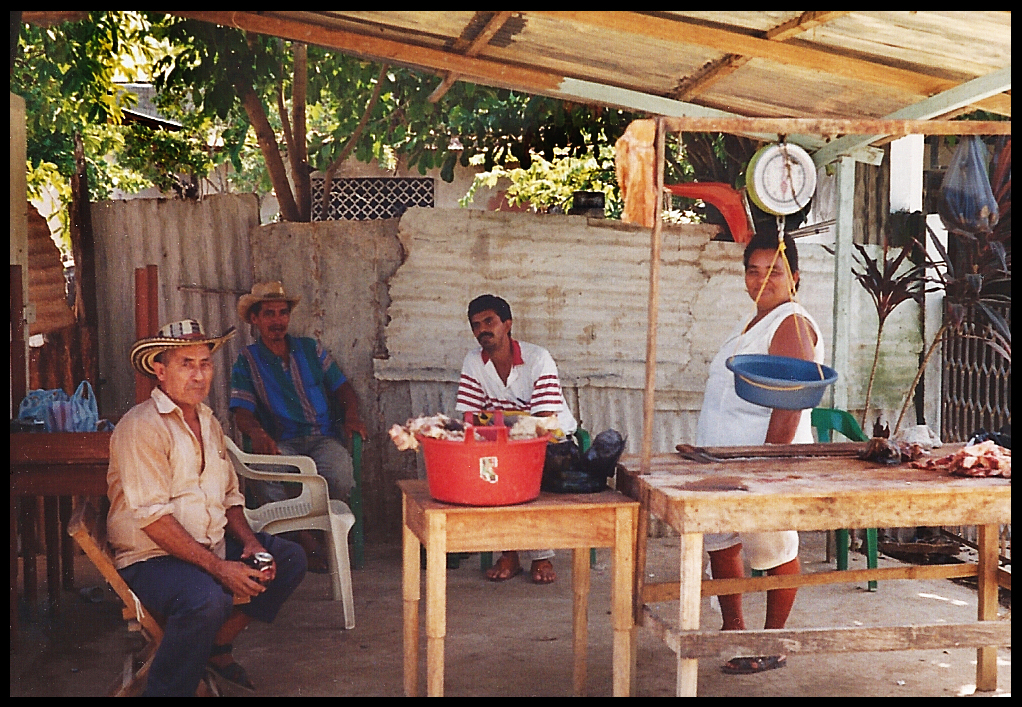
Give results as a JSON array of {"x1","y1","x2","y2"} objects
[
  {"x1": 230, "y1": 282, "x2": 367, "y2": 568},
  {"x1": 108, "y1": 319, "x2": 306, "y2": 696}
]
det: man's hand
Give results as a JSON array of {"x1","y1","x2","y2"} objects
[
  {"x1": 249, "y1": 428, "x2": 281, "y2": 455},
  {"x1": 213, "y1": 558, "x2": 270, "y2": 598},
  {"x1": 343, "y1": 417, "x2": 368, "y2": 441},
  {"x1": 335, "y1": 381, "x2": 368, "y2": 441},
  {"x1": 233, "y1": 408, "x2": 280, "y2": 455},
  {"x1": 239, "y1": 536, "x2": 277, "y2": 583}
]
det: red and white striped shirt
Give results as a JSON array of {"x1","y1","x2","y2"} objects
[{"x1": 456, "y1": 339, "x2": 577, "y2": 434}]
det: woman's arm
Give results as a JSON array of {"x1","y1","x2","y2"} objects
[{"x1": 764, "y1": 314, "x2": 818, "y2": 444}]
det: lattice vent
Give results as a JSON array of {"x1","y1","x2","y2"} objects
[{"x1": 310, "y1": 176, "x2": 434, "y2": 221}]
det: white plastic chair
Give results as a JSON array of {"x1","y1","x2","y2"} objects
[{"x1": 224, "y1": 437, "x2": 355, "y2": 629}]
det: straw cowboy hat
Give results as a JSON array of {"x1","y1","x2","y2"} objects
[
  {"x1": 130, "y1": 319, "x2": 236, "y2": 377},
  {"x1": 237, "y1": 281, "x2": 301, "y2": 322}
]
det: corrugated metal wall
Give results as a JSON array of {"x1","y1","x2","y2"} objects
[
  {"x1": 90, "y1": 201, "x2": 925, "y2": 540},
  {"x1": 378, "y1": 208, "x2": 923, "y2": 457},
  {"x1": 92, "y1": 194, "x2": 261, "y2": 427}
]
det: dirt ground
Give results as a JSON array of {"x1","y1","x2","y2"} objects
[{"x1": 9, "y1": 531, "x2": 1011, "y2": 697}]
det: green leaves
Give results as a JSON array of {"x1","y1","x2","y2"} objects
[{"x1": 459, "y1": 148, "x2": 621, "y2": 215}]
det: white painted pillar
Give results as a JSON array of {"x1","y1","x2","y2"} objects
[
  {"x1": 889, "y1": 135, "x2": 924, "y2": 214},
  {"x1": 829, "y1": 155, "x2": 856, "y2": 412}
]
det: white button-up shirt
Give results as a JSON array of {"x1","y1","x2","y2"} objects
[{"x1": 107, "y1": 387, "x2": 245, "y2": 569}]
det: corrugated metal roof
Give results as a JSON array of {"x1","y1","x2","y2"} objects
[{"x1": 168, "y1": 11, "x2": 1010, "y2": 156}]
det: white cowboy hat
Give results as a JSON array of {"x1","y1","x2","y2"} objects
[
  {"x1": 237, "y1": 281, "x2": 301, "y2": 322},
  {"x1": 130, "y1": 319, "x2": 236, "y2": 377}
]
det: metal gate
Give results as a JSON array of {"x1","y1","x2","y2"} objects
[{"x1": 940, "y1": 304, "x2": 1011, "y2": 444}]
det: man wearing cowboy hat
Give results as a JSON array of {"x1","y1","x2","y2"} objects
[
  {"x1": 108, "y1": 319, "x2": 307, "y2": 696},
  {"x1": 230, "y1": 281, "x2": 367, "y2": 513}
]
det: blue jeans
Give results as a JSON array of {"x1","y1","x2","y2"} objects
[
  {"x1": 252, "y1": 434, "x2": 354, "y2": 503},
  {"x1": 119, "y1": 532, "x2": 306, "y2": 696}
]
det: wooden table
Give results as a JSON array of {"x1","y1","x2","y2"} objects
[
  {"x1": 616, "y1": 445, "x2": 1011, "y2": 696},
  {"x1": 399, "y1": 480, "x2": 639, "y2": 697},
  {"x1": 10, "y1": 432, "x2": 111, "y2": 639}
]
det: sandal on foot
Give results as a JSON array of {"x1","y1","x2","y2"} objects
[
  {"x1": 530, "y1": 559, "x2": 556, "y2": 585},
  {"x1": 721, "y1": 655, "x2": 786, "y2": 674},
  {"x1": 208, "y1": 644, "x2": 255, "y2": 692},
  {"x1": 485, "y1": 553, "x2": 523, "y2": 582}
]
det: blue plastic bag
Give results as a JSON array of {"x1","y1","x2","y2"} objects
[
  {"x1": 18, "y1": 388, "x2": 70, "y2": 432},
  {"x1": 18, "y1": 382, "x2": 100, "y2": 432},
  {"x1": 48, "y1": 381, "x2": 100, "y2": 432}
]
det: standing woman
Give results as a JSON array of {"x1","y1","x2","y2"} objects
[{"x1": 695, "y1": 230, "x2": 824, "y2": 675}]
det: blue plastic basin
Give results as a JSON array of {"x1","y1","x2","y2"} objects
[{"x1": 726, "y1": 354, "x2": 838, "y2": 410}]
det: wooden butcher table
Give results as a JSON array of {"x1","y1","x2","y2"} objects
[
  {"x1": 399, "y1": 480, "x2": 638, "y2": 697},
  {"x1": 616, "y1": 444, "x2": 1011, "y2": 697}
]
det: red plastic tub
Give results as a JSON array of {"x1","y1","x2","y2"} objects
[{"x1": 417, "y1": 413, "x2": 550, "y2": 506}]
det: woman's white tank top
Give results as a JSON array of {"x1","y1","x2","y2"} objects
[{"x1": 696, "y1": 302, "x2": 825, "y2": 447}]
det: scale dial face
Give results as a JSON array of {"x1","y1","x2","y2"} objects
[{"x1": 746, "y1": 143, "x2": 817, "y2": 216}]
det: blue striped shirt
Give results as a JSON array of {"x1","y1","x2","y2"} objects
[{"x1": 229, "y1": 336, "x2": 346, "y2": 441}]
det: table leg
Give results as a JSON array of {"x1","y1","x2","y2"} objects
[
  {"x1": 425, "y1": 512, "x2": 447, "y2": 697},
  {"x1": 20, "y1": 498, "x2": 38, "y2": 607},
  {"x1": 402, "y1": 503, "x2": 421, "y2": 697},
  {"x1": 44, "y1": 496, "x2": 61, "y2": 611},
  {"x1": 676, "y1": 532, "x2": 703, "y2": 697},
  {"x1": 572, "y1": 547, "x2": 590, "y2": 696},
  {"x1": 10, "y1": 493, "x2": 18, "y2": 649},
  {"x1": 976, "y1": 524, "x2": 999, "y2": 691},
  {"x1": 612, "y1": 506, "x2": 636, "y2": 697},
  {"x1": 60, "y1": 496, "x2": 75, "y2": 591}
]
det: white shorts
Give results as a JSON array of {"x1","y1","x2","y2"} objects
[{"x1": 703, "y1": 531, "x2": 799, "y2": 571}]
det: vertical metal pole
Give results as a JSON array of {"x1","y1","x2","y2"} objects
[{"x1": 640, "y1": 118, "x2": 666, "y2": 473}]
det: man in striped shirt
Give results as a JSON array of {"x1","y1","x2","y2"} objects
[
  {"x1": 230, "y1": 282, "x2": 367, "y2": 509},
  {"x1": 456, "y1": 294, "x2": 577, "y2": 584}
]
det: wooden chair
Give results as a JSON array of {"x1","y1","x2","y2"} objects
[
  {"x1": 225, "y1": 437, "x2": 356, "y2": 629},
  {"x1": 811, "y1": 407, "x2": 879, "y2": 591},
  {"x1": 67, "y1": 498, "x2": 245, "y2": 696}
]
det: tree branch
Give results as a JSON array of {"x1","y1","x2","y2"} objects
[
  {"x1": 240, "y1": 84, "x2": 300, "y2": 221},
  {"x1": 321, "y1": 63, "x2": 389, "y2": 215},
  {"x1": 292, "y1": 43, "x2": 309, "y2": 221}
]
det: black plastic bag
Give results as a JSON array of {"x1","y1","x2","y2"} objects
[
  {"x1": 938, "y1": 136, "x2": 999, "y2": 236},
  {"x1": 541, "y1": 429, "x2": 626, "y2": 494}
]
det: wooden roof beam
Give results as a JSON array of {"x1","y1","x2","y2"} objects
[
  {"x1": 168, "y1": 11, "x2": 883, "y2": 162},
  {"x1": 428, "y1": 11, "x2": 513, "y2": 103},
  {"x1": 811, "y1": 65, "x2": 1012, "y2": 167},
  {"x1": 660, "y1": 116, "x2": 1010, "y2": 137},
  {"x1": 672, "y1": 12, "x2": 848, "y2": 102},
  {"x1": 541, "y1": 11, "x2": 1008, "y2": 115}
]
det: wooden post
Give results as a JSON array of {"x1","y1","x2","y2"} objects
[
  {"x1": 135, "y1": 265, "x2": 159, "y2": 403},
  {"x1": 677, "y1": 532, "x2": 703, "y2": 696},
  {"x1": 401, "y1": 497, "x2": 421, "y2": 697},
  {"x1": 975, "y1": 524, "x2": 999, "y2": 691},
  {"x1": 572, "y1": 547, "x2": 590, "y2": 696},
  {"x1": 10, "y1": 265, "x2": 28, "y2": 417},
  {"x1": 829, "y1": 155, "x2": 856, "y2": 411},
  {"x1": 640, "y1": 118, "x2": 666, "y2": 473}
]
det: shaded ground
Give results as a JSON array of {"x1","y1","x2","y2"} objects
[{"x1": 10, "y1": 531, "x2": 1011, "y2": 697}]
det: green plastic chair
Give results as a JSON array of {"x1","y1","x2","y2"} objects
[{"x1": 811, "y1": 408, "x2": 878, "y2": 591}]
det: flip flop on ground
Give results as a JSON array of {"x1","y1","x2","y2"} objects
[
  {"x1": 721, "y1": 655, "x2": 786, "y2": 674},
  {"x1": 485, "y1": 552, "x2": 523, "y2": 582},
  {"x1": 208, "y1": 644, "x2": 255, "y2": 691}
]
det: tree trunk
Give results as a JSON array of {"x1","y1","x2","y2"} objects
[
  {"x1": 239, "y1": 85, "x2": 300, "y2": 222},
  {"x1": 292, "y1": 43, "x2": 310, "y2": 221}
]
